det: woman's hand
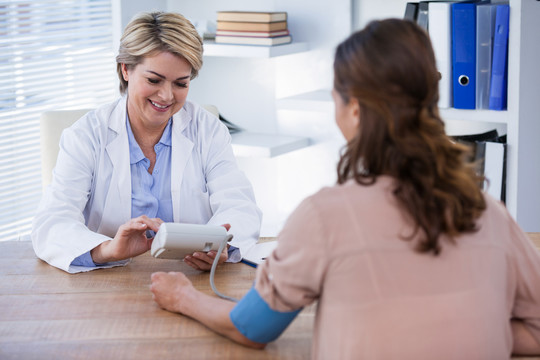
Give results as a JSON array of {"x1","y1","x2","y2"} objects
[
  {"x1": 183, "y1": 223, "x2": 231, "y2": 271},
  {"x1": 184, "y1": 224, "x2": 231, "y2": 271},
  {"x1": 150, "y1": 271, "x2": 195, "y2": 314},
  {"x1": 91, "y1": 215, "x2": 163, "y2": 264},
  {"x1": 183, "y1": 248, "x2": 228, "y2": 271},
  {"x1": 150, "y1": 270, "x2": 266, "y2": 349}
]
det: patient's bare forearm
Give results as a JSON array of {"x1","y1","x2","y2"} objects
[{"x1": 181, "y1": 289, "x2": 265, "y2": 349}]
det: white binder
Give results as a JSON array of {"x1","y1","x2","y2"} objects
[
  {"x1": 428, "y1": 2, "x2": 453, "y2": 108},
  {"x1": 476, "y1": 4, "x2": 498, "y2": 109},
  {"x1": 484, "y1": 141, "x2": 506, "y2": 201}
]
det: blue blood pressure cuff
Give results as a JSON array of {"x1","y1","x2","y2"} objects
[{"x1": 230, "y1": 286, "x2": 302, "y2": 343}]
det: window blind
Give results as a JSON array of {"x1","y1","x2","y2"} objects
[{"x1": 0, "y1": 0, "x2": 117, "y2": 241}]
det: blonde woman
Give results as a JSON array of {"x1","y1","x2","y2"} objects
[
  {"x1": 151, "y1": 19, "x2": 540, "y2": 359},
  {"x1": 32, "y1": 12, "x2": 261, "y2": 273}
]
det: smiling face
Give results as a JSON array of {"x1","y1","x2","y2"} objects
[{"x1": 121, "y1": 51, "x2": 192, "y2": 132}]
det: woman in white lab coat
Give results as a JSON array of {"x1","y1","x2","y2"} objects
[{"x1": 31, "y1": 12, "x2": 262, "y2": 274}]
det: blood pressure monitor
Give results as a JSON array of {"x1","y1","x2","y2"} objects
[{"x1": 150, "y1": 223, "x2": 233, "y2": 260}]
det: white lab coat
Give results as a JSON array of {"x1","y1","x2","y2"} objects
[{"x1": 32, "y1": 96, "x2": 262, "y2": 273}]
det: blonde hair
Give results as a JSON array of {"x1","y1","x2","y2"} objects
[{"x1": 116, "y1": 11, "x2": 203, "y2": 94}]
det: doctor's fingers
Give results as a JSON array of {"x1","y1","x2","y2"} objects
[
  {"x1": 207, "y1": 250, "x2": 228, "y2": 264},
  {"x1": 193, "y1": 251, "x2": 216, "y2": 265},
  {"x1": 117, "y1": 220, "x2": 147, "y2": 235},
  {"x1": 128, "y1": 216, "x2": 161, "y2": 233},
  {"x1": 184, "y1": 254, "x2": 212, "y2": 271},
  {"x1": 182, "y1": 257, "x2": 203, "y2": 271}
]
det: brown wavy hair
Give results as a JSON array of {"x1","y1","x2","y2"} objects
[{"x1": 334, "y1": 19, "x2": 486, "y2": 255}]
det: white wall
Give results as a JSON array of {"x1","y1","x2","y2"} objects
[
  {"x1": 120, "y1": 0, "x2": 167, "y2": 29},
  {"x1": 354, "y1": 0, "x2": 410, "y2": 28}
]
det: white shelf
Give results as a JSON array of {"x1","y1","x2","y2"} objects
[
  {"x1": 203, "y1": 41, "x2": 309, "y2": 58},
  {"x1": 231, "y1": 132, "x2": 310, "y2": 157},
  {"x1": 439, "y1": 108, "x2": 509, "y2": 124},
  {"x1": 277, "y1": 90, "x2": 510, "y2": 125},
  {"x1": 277, "y1": 89, "x2": 334, "y2": 112}
]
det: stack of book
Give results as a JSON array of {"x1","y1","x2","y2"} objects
[
  {"x1": 215, "y1": 11, "x2": 292, "y2": 46},
  {"x1": 405, "y1": 2, "x2": 509, "y2": 111}
]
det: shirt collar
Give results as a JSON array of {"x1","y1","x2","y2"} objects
[
  {"x1": 126, "y1": 116, "x2": 173, "y2": 165},
  {"x1": 159, "y1": 118, "x2": 173, "y2": 147}
]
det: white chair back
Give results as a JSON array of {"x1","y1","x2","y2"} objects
[{"x1": 40, "y1": 109, "x2": 92, "y2": 191}]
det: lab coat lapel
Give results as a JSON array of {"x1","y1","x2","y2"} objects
[
  {"x1": 171, "y1": 107, "x2": 194, "y2": 222},
  {"x1": 102, "y1": 98, "x2": 131, "y2": 227}
]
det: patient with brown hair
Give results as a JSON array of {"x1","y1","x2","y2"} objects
[{"x1": 151, "y1": 18, "x2": 540, "y2": 359}]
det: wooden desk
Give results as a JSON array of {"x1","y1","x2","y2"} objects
[
  {"x1": 1, "y1": 234, "x2": 539, "y2": 359},
  {"x1": 530, "y1": 232, "x2": 540, "y2": 249},
  {"x1": 0, "y1": 240, "x2": 314, "y2": 359}
]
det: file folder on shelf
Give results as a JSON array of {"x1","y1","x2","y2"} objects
[
  {"x1": 489, "y1": 4, "x2": 510, "y2": 111},
  {"x1": 476, "y1": 4, "x2": 498, "y2": 109},
  {"x1": 452, "y1": 130, "x2": 506, "y2": 202},
  {"x1": 429, "y1": 2, "x2": 453, "y2": 108},
  {"x1": 484, "y1": 141, "x2": 506, "y2": 201},
  {"x1": 416, "y1": 2, "x2": 429, "y2": 31},
  {"x1": 452, "y1": 2, "x2": 477, "y2": 109},
  {"x1": 404, "y1": 2, "x2": 419, "y2": 22}
]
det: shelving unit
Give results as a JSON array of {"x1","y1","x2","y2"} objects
[
  {"x1": 203, "y1": 41, "x2": 309, "y2": 58},
  {"x1": 201, "y1": 40, "x2": 311, "y2": 157},
  {"x1": 463, "y1": 0, "x2": 540, "y2": 231},
  {"x1": 277, "y1": 89, "x2": 334, "y2": 112},
  {"x1": 277, "y1": 90, "x2": 510, "y2": 124},
  {"x1": 231, "y1": 132, "x2": 310, "y2": 157},
  {"x1": 439, "y1": 108, "x2": 509, "y2": 124},
  {"x1": 274, "y1": 0, "x2": 540, "y2": 231}
]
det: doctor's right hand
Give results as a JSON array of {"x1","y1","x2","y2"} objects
[{"x1": 90, "y1": 216, "x2": 162, "y2": 264}]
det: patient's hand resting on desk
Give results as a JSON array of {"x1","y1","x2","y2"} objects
[
  {"x1": 150, "y1": 272, "x2": 190, "y2": 313},
  {"x1": 150, "y1": 271, "x2": 264, "y2": 349}
]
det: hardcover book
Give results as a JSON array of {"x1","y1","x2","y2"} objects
[
  {"x1": 216, "y1": 29, "x2": 289, "y2": 38},
  {"x1": 217, "y1": 11, "x2": 287, "y2": 23},
  {"x1": 217, "y1": 20, "x2": 288, "y2": 32},
  {"x1": 215, "y1": 35, "x2": 292, "y2": 46}
]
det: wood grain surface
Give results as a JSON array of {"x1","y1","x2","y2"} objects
[{"x1": 1, "y1": 234, "x2": 539, "y2": 359}]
